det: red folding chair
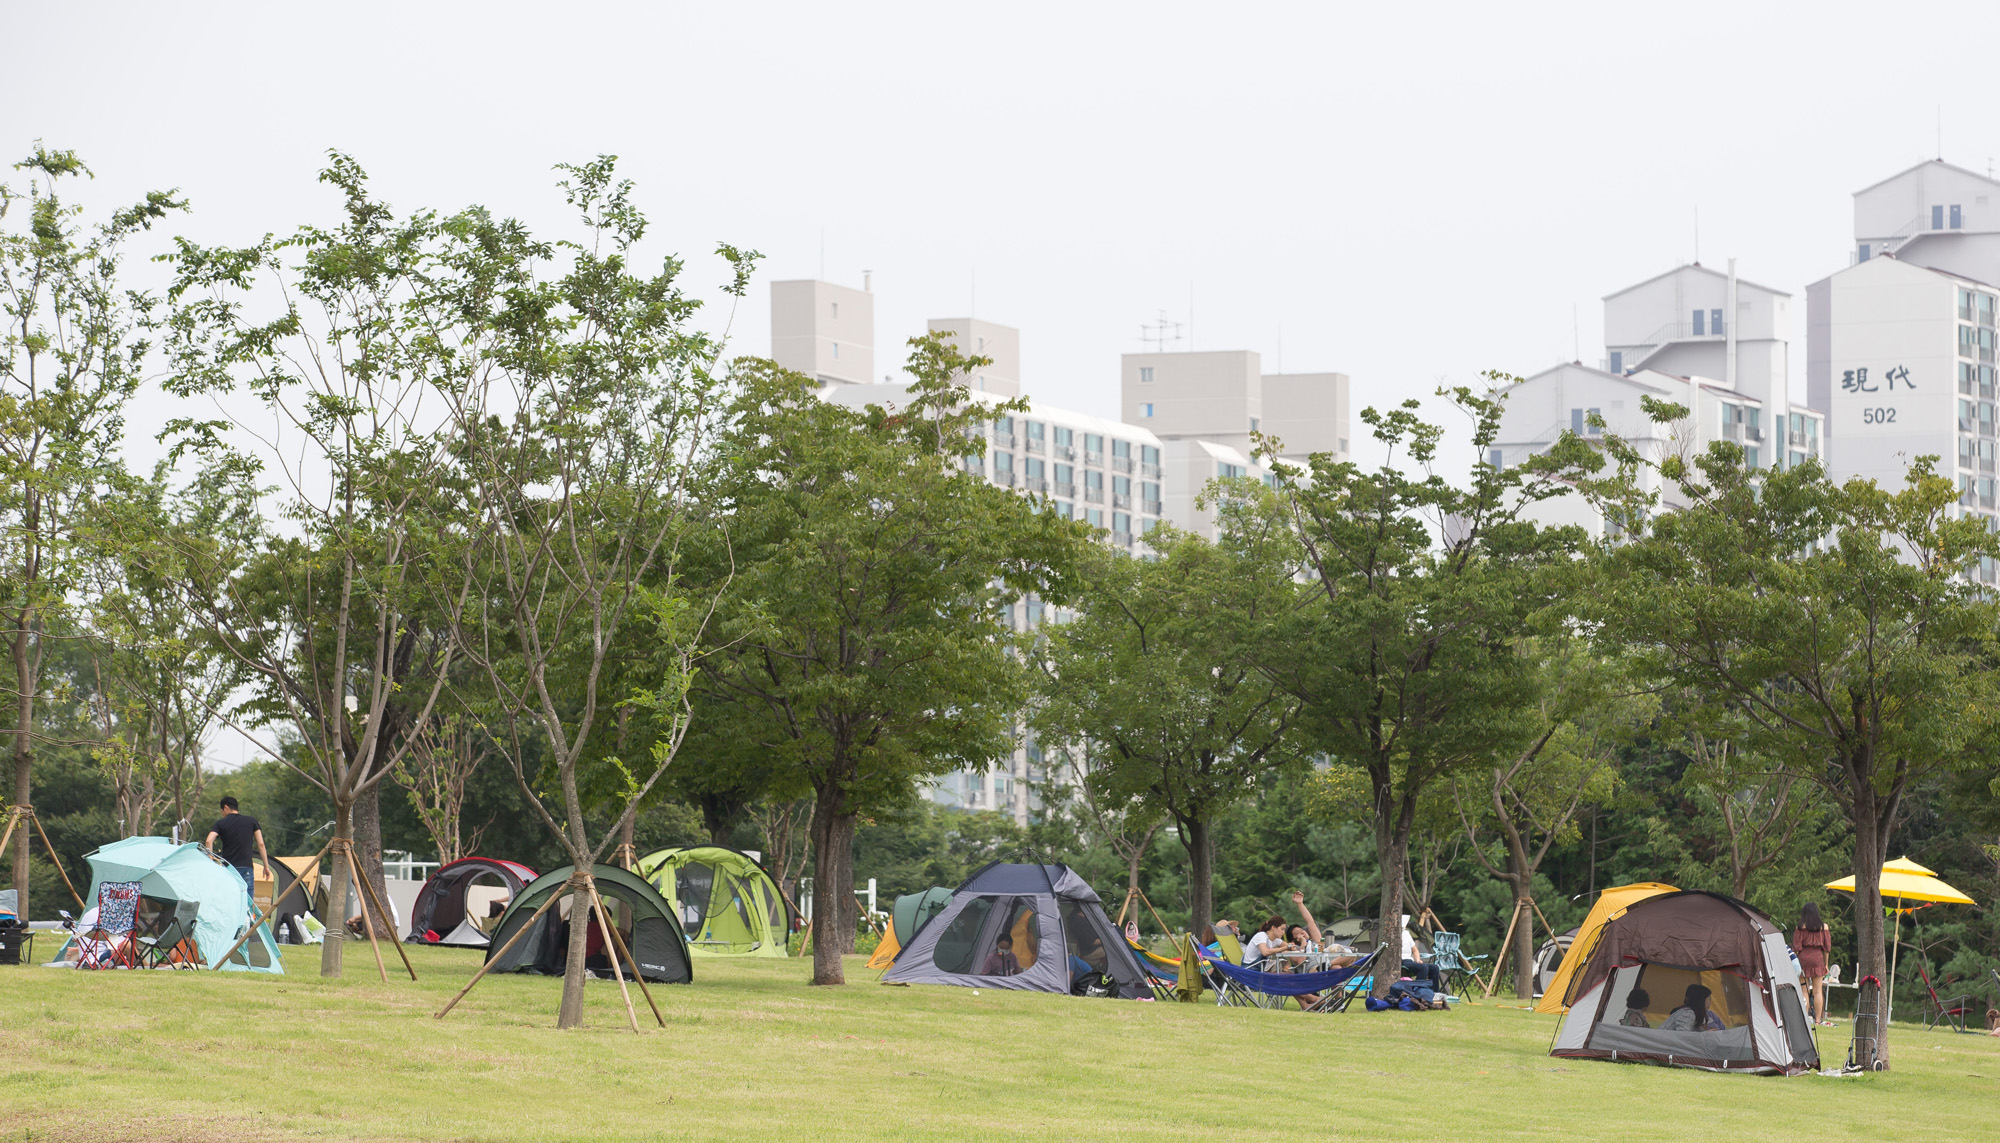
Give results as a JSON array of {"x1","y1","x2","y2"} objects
[
  {"x1": 1919, "y1": 964, "x2": 1974, "y2": 1033},
  {"x1": 75, "y1": 881, "x2": 143, "y2": 969}
]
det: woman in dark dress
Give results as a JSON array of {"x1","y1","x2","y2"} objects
[{"x1": 1792, "y1": 901, "x2": 1835, "y2": 1026}]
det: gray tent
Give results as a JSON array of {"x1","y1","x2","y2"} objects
[{"x1": 881, "y1": 862, "x2": 1148, "y2": 998}]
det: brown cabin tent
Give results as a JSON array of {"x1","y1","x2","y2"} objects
[{"x1": 1550, "y1": 891, "x2": 1818, "y2": 1075}]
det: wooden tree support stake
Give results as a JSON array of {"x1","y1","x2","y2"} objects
[
  {"x1": 338, "y1": 841, "x2": 391, "y2": 984},
  {"x1": 212, "y1": 840, "x2": 331, "y2": 970},
  {"x1": 2, "y1": 806, "x2": 86, "y2": 909},
  {"x1": 436, "y1": 887, "x2": 565, "y2": 1019},
  {"x1": 1481, "y1": 900, "x2": 1525, "y2": 999},
  {"x1": 593, "y1": 884, "x2": 665, "y2": 1027},
  {"x1": 587, "y1": 883, "x2": 641, "y2": 1033}
]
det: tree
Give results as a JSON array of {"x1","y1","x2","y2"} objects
[
  {"x1": 425, "y1": 156, "x2": 752, "y2": 1026},
  {"x1": 1590, "y1": 417, "x2": 2000, "y2": 1069},
  {"x1": 1451, "y1": 648, "x2": 1631, "y2": 998},
  {"x1": 701, "y1": 334, "x2": 1086, "y2": 985},
  {"x1": 390, "y1": 715, "x2": 489, "y2": 865},
  {"x1": 1675, "y1": 729, "x2": 1838, "y2": 901},
  {"x1": 1034, "y1": 507, "x2": 1305, "y2": 936},
  {"x1": 1, "y1": 144, "x2": 182, "y2": 919},
  {"x1": 163, "y1": 155, "x2": 463, "y2": 974},
  {"x1": 1263, "y1": 384, "x2": 1615, "y2": 993}
]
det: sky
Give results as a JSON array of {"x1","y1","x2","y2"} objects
[{"x1": 12, "y1": 0, "x2": 2000, "y2": 764}]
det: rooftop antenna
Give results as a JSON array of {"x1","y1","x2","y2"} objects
[
  {"x1": 1188, "y1": 284, "x2": 1195, "y2": 352},
  {"x1": 1694, "y1": 207, "x2": 1700, "y2": 265},
  {"x1": 819, "y1": 228, "x2": 825, "y2": 280},
  {"x1": 1139, "y1": 310, "x2": 1184, "y2": 352},
  {"x1": 1938, "y1": 105, "x2": 1943, "y2": 160},
  {"x1": 1277, "y1": 322, "x2": 1283, "y2": 374},
  {"x1": 970, "y1": 270, "x2": 976, "y2": 318},
  {"x1": 1573, "y1": 303, "x2": 1580, "y2": 363}
]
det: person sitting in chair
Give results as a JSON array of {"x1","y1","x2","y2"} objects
[
  {"x1": 980, "y1": 932, "x2": 1023, "y2": 977},
  {"x1": 1662, "y1": 983, "x2": 1725, "y2": 1031},
  {"x1": 1242, "y1": 916, "x2": 1287, "y2": 968},
  {"x1": 1288, "y1": 890, "x2": 1359, "y2": 969},
  {"x1": 1619, "y1": 988, "x2": 1652, "y2": 1027}
]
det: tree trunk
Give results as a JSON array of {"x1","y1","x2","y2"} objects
[
  {"x1": 1849, "y1": 791, "x2": 1890, "y2": 1070},
  {"x1": 618, "y1": 813, "x2": 636, "y2": 870},
  {"x1": 353, "y1": 783, "x2": 395, "y2": 936},
  {"x1": 11, "y1": 631, "x2": 33, "y2": 923},
  {"x1": 1177, "y1": 815, "x2": 1215, "y2": 938},
  {"x1": 319, "y1": 801, "x2": 354, "y2": 977},
  {"x1": 557, "y1": 871, "x2": 593, "y2": 1028},
  {"x1": 1373, "y1": 819, "x2": 1411, "y2": 997},
  {"x1": 1510, "y1": 891, "x2": 1537, "y2": 1001},
  {"x1": 807, "y1": 787, "x2": 856, "y2": 985}
]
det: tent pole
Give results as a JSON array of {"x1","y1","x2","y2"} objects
[
  {"x1": 350, "y1": 851, "x2": 419, "y2": 981},
  {"x1": 1887, "y1": 903, "x2": 1902, "y2": 1027},
  {"x1": 340, "y1": 840, "x2": 390, "y2": 984},
  {"x1": 1482, "y1": 900, "x2": 1524, "y2": 999},
  {"x1": 591, "y1": 883, "x2": 664, "y2": 1027},
  {"x1": 436, "y1": 886, "x2": 564, "y2": 1019},
  {"x1": 211, "y1": 840, "x2": 331, "y2": 971},
  {"x1": 587, "y1": 882, "x2": 642, "y2": 1033}
]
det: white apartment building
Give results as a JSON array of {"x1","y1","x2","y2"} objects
[
  {"x1": 770, "y1": 278, "x2": 875, "y2": 385},
  {"x1": 1498, "y1": 261, "x2": 1823, "y2": 537},
  {"x1": 1806, "y1": 160, "x2": 2000, "y2": 584},
  {"x1": 1120, "y1": 349, "x2": 1352, "y2": 464}
]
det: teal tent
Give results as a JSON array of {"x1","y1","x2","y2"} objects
[{"x1": 71, "y1": 837, "x2": 284, "y2": 972}]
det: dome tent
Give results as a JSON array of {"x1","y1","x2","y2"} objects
[
  {"x1": 635, "y1": 846, "x2": 792, "y2": 957},
  {"x1": 866, "y1": 886, "x2": 953, "y2": 970},
  {"x1": 405, "y1": 857, "x2": 537, "y2": 947},
  {"x1": 1534, "y1": 882, "x2": 1677, "y2": 1014},
  {"x1": 483, "y1": 864, "x2": 692, "y2": 985},
  {"x1": 72, "y1": 837, "x2": 283, "y2": 972},
  {"x1": 881, "y1": 862, "x2": 1149, "y2": 998},
  {"x1": 1551, "y1": 890, "x2": 1818, "y2": 1075}
]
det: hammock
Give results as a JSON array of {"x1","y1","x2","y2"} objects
[{"x1": 1199, "y1": 949, "x2": 1375, "y2": 996}]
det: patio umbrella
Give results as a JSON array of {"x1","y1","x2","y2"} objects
[{"x1": 1826, "y1": 856, "x2": 1977, "y2": 1023}]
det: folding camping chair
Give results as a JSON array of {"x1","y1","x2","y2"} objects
[
  {"x1": 1207, "y1": 929, "x2": 1257, "y2": 1008},
  {"x1": 1919, "y1": 965, "x2": 1975, "y2": 1033},
  {"x1": 1429, "y1": 932, "x2": 1477, "y2": 998},
  {"x1": 1127, "y1": 938, "x2": 1182, "y2": 1001},
  {"x1": 134, "y1": 896, "x2": 202, "y2": 969},
  {"x1": 74, "y1": 881, "x2": 143, "y2": 970}
]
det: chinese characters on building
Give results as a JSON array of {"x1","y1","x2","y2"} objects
[{"x1": 1841, "y1": 365, "x2": 1914, "y2": 393}]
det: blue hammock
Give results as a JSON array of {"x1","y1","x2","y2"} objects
[{"x1": 1200, "y1": 949, "x2": 1376, "y2": 996}]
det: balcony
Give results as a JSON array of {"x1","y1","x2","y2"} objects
[
  {"x1": 994, "y1": 433, "x2": 1017, "y2": 449},
  {"x1": 1142, "y1": 499, "x2": 1163, "y2": 515},
  {"x1": 1053, "y1": 482, "x2": 1076, "y2": 499},
  {"x1": 1023, "y1": 478, "x2": 1049, "y2": 494},
  {"x1": 1112, "y1": 456, "x2": 1135, "y2": 474},
  {"x1": 1053, "y1": 444, "x2": 1076, "y2": 462},
  {"x1": 1111, "y1": 531, "x2": 1134, "y2": 548},
  {"x1": 1112, "y1": 493, "x2": 1132, "y2": 510},
  {"x1": 1141, "y1": 463, "x2": 1162, "y2": 479},
  {"x1": 1083, "y1": 488, "x2": 1105, "y2": 504},
  {"x1": 1084, "y1": 451, "x2": 1105, "y2": 467},
  {"x1": 1025, "y1": 437, "x2": 1046, "y2": 454},
  {"x1": 994, "y1": 471, "x2": 1017, "y2": 488}
]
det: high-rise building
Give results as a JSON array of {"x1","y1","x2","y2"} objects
[
  {"x1": 770, "y1": 278, "x2": 874, "y2": 386},
  {"x1": 1120, "y1": 349, "x2": 1352, "y2": 464},
  {"x1": 926, "y1": 317, "x2": 1020, "y2": 397}
]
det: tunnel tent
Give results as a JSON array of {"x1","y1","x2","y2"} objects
[
  {"x1": 484, "y1": 864, "x2": 692, "y2": 985},
  {"x1": 881, "y1": 862, "x2": 1149, "y2": 998},
  {"x1": 405, "y1": 857, "x2": 538, "y2": 946},
  {"x1": 71, "y1": 836, "x2": 284, "y2": 972},
  {"x1": 1550, "y1": 890, "x2": 1818, "y2": 1075},
  {"x1": 1533, "y1": 882, "x2": 1678, "y2": 1014},
  {"x1": 635, "y1": 846, "x2": 793, "y2": 957}
]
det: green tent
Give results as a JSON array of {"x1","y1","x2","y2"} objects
[
  {"x1": 72, "y1": 837, "x2": 284, "y2": 972},
  {"x1": 635, "y1": 846, "x2": 793, "y2": 957},
  {"x1": 893, "y1": 887, "x2": 954, "y2": 948},
  {"x1": 484, "y1": 864, "x2": 692, "y2": 984}
]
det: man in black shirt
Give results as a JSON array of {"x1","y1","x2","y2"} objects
[{"x1": 205, "y1": 796, "x2": 270, "y2": 903}]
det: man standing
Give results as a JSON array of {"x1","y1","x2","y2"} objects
[{"x1": 205, "y1": 797, "x2": 270, "y2": 906}]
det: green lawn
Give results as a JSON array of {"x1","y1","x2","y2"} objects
[{"x1": 5, "y1": 944, "x2": 1997, "y2": 1142}]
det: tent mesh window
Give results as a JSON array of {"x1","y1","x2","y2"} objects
[
  {"x1": 932, "y1": 896, "x2": 998, "y2": 974},
  {"x1": 675, "y1": 864, "x2": 715, "y2": 931}
]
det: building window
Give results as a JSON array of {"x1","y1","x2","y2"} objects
[
  {"x1": 1085, "y1": 433, "x2": 1104, "y2": 454},
  {"x1": 993, "y1": 452, "x2": 1013, "y2": 472},
  {"x1": 1084, "y1": 470, "x2": 1103, "y2": 490},
  {"x1": 1570, "y1": 408, "x2": 1584, "y2": 434},
  {"x1": 1141, "y1": 481, "x2": 1160, "y2": 503},
  {"x1": 1692, "y1": 310, "x2": 1706, "y2": 337},
  {"x1": 1113, "y1": 440, "x2": 1130, "y2": 459},
  {"x1": 1141, "y1": 444, "x2": 1160, "y2": 467},
  {"x1": 1489, "y1": 449, "x2": 1504, "y2": 469},
  {"x1": 1139, "y1": 367, "x2": 1154, "y2": 383},
  {"x1": 1141, "y1": 403, "x2": 1154, "y2": 418},
  {"x1": 1024, "y1": 458, "x2": 1045, "y2": 479},
  {"x1": 1952, "y1": 204, "x2": 1963, "y2": 229},
  {"x1": 1053, "y1": 426, "x2": 1073, "y2": 447},
  {"x1": 1746, "y1": 446, "x2": 1760, "y2": 469},
  {"x1": 1338, "y1": 438, "x2": 1348, "y2": 453},
  {"x1": 1025, "y1": 420, "x2": 1045, "y2": 440},
  {"x1": 1085, "y1": 508, "x2": 1104, "y2": 528},
  {"x1": 832, "y1": 342, "x2": 839, "y2": 359},
  {"x1": 1113, "y1": 511, "x2": 1131, "y2": 534},
  {"x1": 1053, "y1": 501, "x2": 1072, "y2": 519},
  {"x1": 1218, "y1": 463, "x2": 1246, "y2": 478},
  {"x1": 1250, "y1": 417, "x2": 1260, "y2": 432},
  {"x1": 1609, "y1": 351, "x2": 1623, "y2": 374},
  {"x1": 1859, "y1": 243, "x2": 1871, "y2": 262},
  {"x1": 1588, "y1": 407, "x2": 1603, "y2": 436},
  {"x1": 1964, "y1": 363, "x2": 1977, "y2": 394},
  {"x1": 1113, "y1": 475, "x2": 1131, "y2": 497},
  {"x1": 1141, "y1": 517, "x2": 1159, "y2": 534},
  {"x1": 1054, "y1": 463, "x2": 1074, "y2": 484},
  {"x1": 1711, "y1": 309, "x2": 1723, "y2": 336},
  {"x1": 1934, "y1": 204, "x2": 1946, "y2": 230}
]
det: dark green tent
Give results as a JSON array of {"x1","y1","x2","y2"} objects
[
  {"x1": 483, "y1": 864, "x2": 692, "y2": 985},
  {"x1": 893, "y1": 887, "x2": 954, "y2": 948}
]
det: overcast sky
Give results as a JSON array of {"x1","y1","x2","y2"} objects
[{"x1": 13, "y1": 1, "x2": 2000, "y2": 764}]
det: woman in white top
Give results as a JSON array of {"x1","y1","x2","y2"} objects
[{"x1": 1242, "y1": 916, "x2": 1288, "y2": 968}]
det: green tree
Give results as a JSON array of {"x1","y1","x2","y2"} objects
[
  {"x1": 1033, "y1": 507, "x2": 1305, "y2": 936},
  {"x1": 700, "y1": 333, "x2": 1086, "y2": 985},
  {"x1": 1590, "y1": 420, "x2": 2000, "y2": 1069},
  {"x1": 1263, "y1": 384, "x2": 1614, "y2": 993},
  {"x1": 1, "y1": 144, "x2": 182, "y2": 919}
]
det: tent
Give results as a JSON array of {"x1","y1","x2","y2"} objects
[
  {"x1": 405, "y1": 857, "x2": 538, "y2": 947},
  {"x1": 1533, "y1": 882, "x2": 1677, "y2": 1014},
  {"x1": 250, "y1": 857, "x2": 319, "y2": 942},
  {"x1": 484, "y1": 864, "x2": 692, "y2": 985},
  {"x1": 635, "y1": 846, "x2": 793, "y2": 957},
  {"x1": 69, "y1": 837, "x2": 284, "y2": 973},
  {"x1": 868, "y1": 886, "x2": 952, "y2": 970},
  {"x1": 881, "y1": 862, "x2": 1149, "y2": 998},
  {"x1": 1533, "y1": 927, "x2": 1579, "y2": 997},
  {"x1": 1551, "y1": 890, "x2": 1817, "y2": 1075}
]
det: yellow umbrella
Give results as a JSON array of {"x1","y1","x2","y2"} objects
[{"x1": 1826, "y1": 857, "x2": 1978, "y2": 1024}]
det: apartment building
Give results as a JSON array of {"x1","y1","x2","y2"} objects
[
  {"x1": 1119, "y1": 349, "x2": 1351, "y2": 464},
  {"x1": 770, "y1": 278, "x2": 875, "y2": 385},
  {"x1": 1807, "y1": 160, "x2": 2000, "y2": 584}
]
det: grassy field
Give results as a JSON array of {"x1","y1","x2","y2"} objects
[{"x1": 5, "y1": 944, "x2": 1998, "y2": 1142}]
